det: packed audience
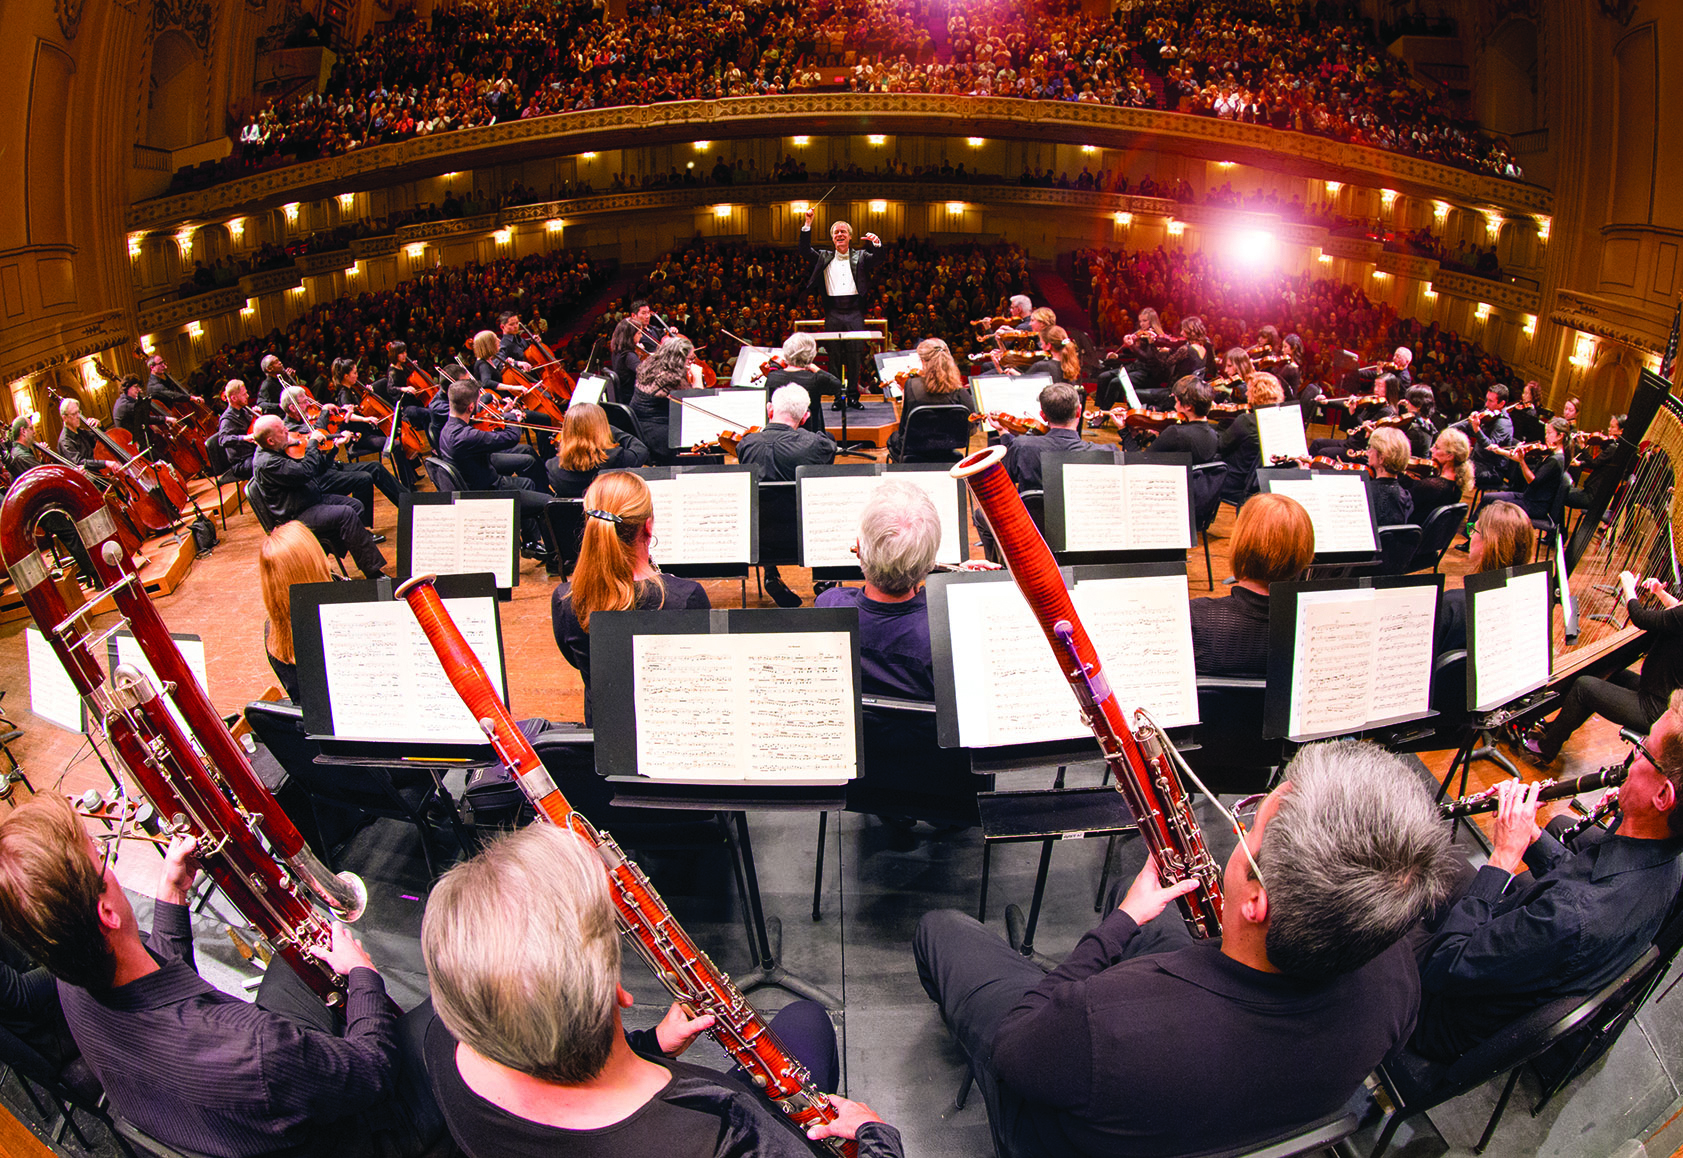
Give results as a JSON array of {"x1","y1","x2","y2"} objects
[
  {"x1": 576, "y1": 237, "x2": 1035, "y2": 365},
  {"x1": 182, "y1": 250, "x2": 606, "y2": 397},
  {"x1": 185, "y1": 0, "x2": 1519, "y2": 192},
  {"x1": 1076, "y1": 245, "x2": 1512, "y2": 416}
]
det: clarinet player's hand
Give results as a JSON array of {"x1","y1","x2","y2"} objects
[{"x1": 1118, "y1": 853, "x2": 1199, "y2": 926}]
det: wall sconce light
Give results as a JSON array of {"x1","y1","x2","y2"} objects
[
  {"x1": 1570, "y1": 333, "x2": 1596, "y2": 368},
  {"x1": 1324, "y1": 181, "x2": 1342, "y2": 195},
  {"x1": 869, "y1": 200, "x2": 888, "y2": 212},
  {"x1": 228, "y1": 218, "x2": 245, "y2": 241},
  {"x1": 580, "y1": 152, "x2": 597, "y2": 160},
  {"x1": 792, "y1": 136, "x2": 810, "y2": 146},
  {"x1": 694, "y1": 141, "x2": 710, "y2": 151},
  {"x1": 1380, "y1": 189, "x2": 1398, "y2": 208},
  {"x1": 283, "y1": 203, "x2": 300, "y2": 224},
  {"x1": 1537, "y1": 217, "x2": 1551, "y2": 241},
  {"x1": 338, "y1": 193, "x2": 355, "y2": 209},
  {"x1": 186, "y1": 321, "x2": 203, "y2": 338},
  {"x1": 1115, "y1": 212, "x2": 1131, "y2": 226},
  {"x1": 713, "y1": 205, "x2": 733, "y2": 219},
  {"x1": 946, "y1": 202, "x2": 965, "y2": 215},
  {"x1": 1317, "y1": 252, "x2": 1333, "y2": 264},
  {"x1": 967, "y1": 137, "x2": 984, "y2": 147},
  {"x1": 545, "y1": 219, "x2": 564, "y2": 232},
  {"x1": 867, "y1": 135, "x2": 886, "y2": 146},
  {"x1": 1474, "y1": 302, "x2": 1492, "y2": 321},
  {"x1": 493, "y1": 229, "x2": 512, "y2": 244},
  {"x1": 406, "y1": 243, "x2": 426, "y2": 259},
  {"x1": 127, "y1": 235, "x2": 142, "y2": 258},
  {"x1": 1166, "y1": 220, "x2": 1185, "y2": 236},
  {"x1": 791, "y1": 202, "x2": 809, "y2": 215},
  {"x1": 1433, "y1": 201, "x2": 1450, "y2": 223},
  {"x1": 1524, "y1": 315, "x2": 1537, "y2": 336}
]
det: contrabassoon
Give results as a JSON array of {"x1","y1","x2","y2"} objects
[
  {"x1": 0, "y1": 466, "x2": 365, "y2": 1002},
  {"x1": 395, "y1": 575, "x2": 854, "y2": 1156},
  {"x1": 952, "y1": 445, "x2": 1225, "y2": 937}
]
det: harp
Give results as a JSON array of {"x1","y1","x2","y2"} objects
[{"x1": 1554, "y1": 369, "x2": 1682, "y2": 682}]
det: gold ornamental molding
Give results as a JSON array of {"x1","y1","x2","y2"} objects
[
  {"x1": 0, "y1": 309, "x2": 131, "y2": 385},
  {"x1": 126, "y1": 94, "x2": 1552, "y2": 230},
  {"x1": 1374, "y1": 250, "x2": 1437, "y2": 280},
  {"x1": 1549, "y1": 289, "x2": 1670, "y2": 354},
  {"x1": 1430, "y1": 270, "x2": 1540, "y2": 315},
  {"x1": 137, "y1": 286, "x2": 243, "y2": 335},
  {"x1": 295, "y1": 248, "x2": 357, "y2": 277}
]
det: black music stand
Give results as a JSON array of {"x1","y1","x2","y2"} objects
[
  {"x1": 1040, "y1": 451, "x2": 1196, "y2": 567},
  {"x1": 590, "y1": 607, "x2": 864, "y2": 1008},
  {"x1": 806, "y1": 327, "x2": 889, "y2": 458},
  {"x1": 794, "y1": 463, "x2": 970, "y2": 581},
  {"x1": 396, "y1": 491, "x2": 520, "y2": 599},
  {"x1": 629, "y1": 465, "x2": 759, "y2": 607}
]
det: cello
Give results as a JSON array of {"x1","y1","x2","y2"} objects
[{"x1": 518, "y1": 323, "x2": 576, "y2": 405}]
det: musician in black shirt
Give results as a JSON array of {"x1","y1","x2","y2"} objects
[
  {"x1": 914, "y1": 741, "x2": 1456, "y2": 1158},
  {"x1": 144, "y1": 354, "x2": 201, "y2": 408},
  {"x1": 1140, "y1": 376, "x2": 1218, "y2": 464},
  {"x1": 257, "y1": 355, "x2": 292, "y2": 414},
  {"x1": 763, "y1": 333, "x2": 842, "y2": 435},
  {"x1": 1188, "y1": 492, "x2": 1313, "y2": 677},
  {"x1": 55, "y1": 398, "x2": 111, "y2": 475},
  {"x1": 113, "y1": 376, "x2": 171, "y2": 457},
  {"x1": 1366, "y1": 427, "x2": 1416, "y2": 528},
  {"x1": 214, "y1": 380, "x2": 259, "y2": 479},
  {"x1": 422, "y1": 823, "x2": 901, "y2": 1158},
  {"x1": 1478, "y1": 416, "x2": 1569, "y2": 523}
]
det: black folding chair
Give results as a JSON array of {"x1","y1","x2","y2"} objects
[
  {"x1": 423, "y1": 455, "x2": 468, "y2": 495},
  {"x1": 1374, "y1": 524, "x2": 1424, "y2": 575},
  {"x1": 600, "y1": 401, "x2": 643, "y2": 442},
  {"x1": 1410, "y1": 502, "x2": 1469, "y2": 573},
  {"x1": 892, "y1": 404, "x2": 974, "y2": 463},
  {"x1": 543, "y1": 498, "x2": 586, "y2": 578},
  {"x1": 1191, "y1": 460, "x2": 1229, "y2": 590}
]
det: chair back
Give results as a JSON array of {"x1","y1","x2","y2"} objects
[
  {"x1": 1189, "y1": 460, "x2": 1228, "y2": 532},
  {"x1": 544, "y1": 499, "x2": 587, "y2": 577},
  {"x1": 758, "y1": 480, "x2": 800, "y2": 566},
  {"x1": 243, "y1": 700, "x2": 420, "y2": 818},
  {"x1": 423, "y1": 455, "x2": 467, "y2": 495},
  {"x1": 895, "y1": 404, "x2": 973, "y2": 462},
  {"x1": 1186, "y1": 1105, "x2": 1361, "y2": 1158},
  {"x1": 113, "y1": 1115, "x2": 223, "y2": 1158},
  {"x1": 1376, "y1": 524, "x2": 1424, "y2": 574},
  {"x1": 1020, "y1": 489, "x2": 1047, "y2": 537},
  {"x1": 851, "y1": 697, "x2": 990, "y2": 826},
  {"x1": 528, "y1": 731, "x2": 725, "y2": 840},
  {"x1": 200, "y1": 431, "x2": 231, "y2": 476},
  {"x1": 1184, "y1": 678, "x2": 1282, "y2": 794},
  {"x1": 600, "y1": 401, "x2": 642, "y2": 441},
  {"x1": 245, "y1": 478, "x2": 277, "y2": 534},
  {"x1": 1412, "y1": 502, "x2": 1468, "y2": 572}
]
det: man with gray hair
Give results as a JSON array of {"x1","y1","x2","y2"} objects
[
  {"x1": 799, "y1": 206, "x2": 884, "y2": 407},
  {"x1": 763, "y1": 332, "x2": 841, "y2": 433},
  {"x1": 816, "y1": 482, "x2": 943, "y2": 699},
  {"x1": 421, "y1": 823, "x2": 904, "y2": 1157},
  {"x1": 914, "y1": 740, "x2": 1459, "y2": 1157},
  {"x1": 736, "y1": 384, "x2": 837, "y2": 606}
]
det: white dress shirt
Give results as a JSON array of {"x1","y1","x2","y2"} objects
[{"x1": 824, "y1": 251, "x2": 858, "y2": 297}]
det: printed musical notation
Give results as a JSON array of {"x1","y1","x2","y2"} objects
[
  {"x1": 675, "y1": 389, "x2": 766, "y2": 446},
  {"x1": 319, "y1": 597, "x2": 504, "y2": 743},
  {"x1": 1286, "y1": 584, "x2": 1436, "y2": 739},
  {"x1": 970, "y1": 374, "x2": 1052, "y2": 429},
  {"x1": 1471, "y1": 570, "x2": 1551, "y2": 712},
  {"x1": 632, "y1": 631, "x2": 856, "y2": 782},
  {"x1": 409, "y1": 498, "x2": 516, "y2": 588},
  {"x1": 1060, "y1": 462, "x2": 1191, "y2": 552},
  {"x1": 645, "y1": 473, "x2": 754, "y2": 565},
  {"x1": 1255, "y1": 405, "x2": 1310, "y2": 463},
  {"x1": 26, "y1": 627, "x2": 84, "y2": 733},
  {"x1": 943, "y1": 573, "x2": 1198, "y2": 748},
  {"x1": 1266, "y1": 475, "x2": 1377, "y2": 555},
  {"x1": 800, "y1": 471, "x2": 964, "y2": 568}
]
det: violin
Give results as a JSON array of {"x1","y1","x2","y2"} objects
[
  {"x1": 1356, "y1": 360, "x2": 1402, "y2": 375},
  {"x1": 986, "y1": 412, "x2": 1048, "y2": 437},
  {"x1": 970, "y1": 315, "x2": 1019, "y2": 332},
  {"x1": 716, "y1": 426, "x2": 761, "y2": 457},
  {"x1": 755, "y1": 355, "x2": 789, "y2": 382},
  {"x1": 1405, "y1": 457, "x2": 1438, "y2": 478},
  {"x1": 1574, "y1": 430, "x2": 1616, "y2": 448},
  {"x1": 1272, "y1": 454, "x2": 1370, "y2": 474},
  {"x1": 1104, "y1": 406, "x2": 1183, "y2": 433}
]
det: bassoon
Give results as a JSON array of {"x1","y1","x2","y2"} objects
[
  {"x1": 0, "y1": 466, "x2": 366, "y2": 1003},
  {"x1": 952, "y1": 445, "x2": 1225, "y2": 937},
  {"x1": 395, "y1": 575, "x2": 854, "y2": 1156}
]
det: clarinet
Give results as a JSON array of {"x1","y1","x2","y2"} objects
[
  {"x1": 952, "y1": 446, "x2": 1224, "y2": 938},
  {"x1": 1439, "y1": 761, "x2": 1629, "y2": 818},
  {"x1": 396, "y1": 576, "x2": 854, "y2": 1157}
]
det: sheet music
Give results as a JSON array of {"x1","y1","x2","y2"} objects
[
  {"x1": 675, "y1": 389, "x2": 767, "y2": 446},
  {"x1": 730, "y1": 346, "x2": 780, "y2": 387},
  {"x1": 1072, "y1": 575, "x2": 1199, "y2": 728},
  {"x1": 1266, "y1": 475, "x2": 1376, "y2": 554},
  {"x1": 632, "y1": 631, "x2": 856, "y2": 781},
  {"x1": 944, "y1": 573, "x2": 1197, "y2": 747},
  {"x1": 875, "y1": 350, "x2": 922, "y2": 380},
  {"x1": 1255, "y1": 405, "x2": 1309, "y2": 462},
  {"x1": 409, "y1": 498, "x2": 516, "y2": 588},
  {"x1": 317, "y1": 597, "x2": 503, "y2": 743},
  {"x1": 1285, "y1": 584, "x2": 1437, "y2": 738},
  {"x1": 571, "y1": 376, "x2": 607, "y2": 406},
  {"x1": 26, "y1": 627, "x2": 83, "y2": 733},
  {"x1": 800, "y1": 471, "x2": 964, "y2": 568},
  {"x1": 1471, "y1": 571, "x2": 1552, "y2": 711},
  {"x1": 1059, "y1": 462, "x2": 1190, "y2": 551},
  {"x1": 646, "y1": 472, "x2": 754, "y2": 564},
  {"x1": 970, "y1": 374, "x2": 1052, "y2": 430},
  {"x1": 1117, "y1": 366, "x2": 1142, "y2": 410},
  {"x1": 111, "y1": 632, "x2": 211, "y2": 746}
]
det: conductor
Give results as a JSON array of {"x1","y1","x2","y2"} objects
[{"x1": 799, "y1": 207, "x2": 881, "y2": 410}]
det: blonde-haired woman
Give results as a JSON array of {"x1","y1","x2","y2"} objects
[
  {"x1": 550, "y1": 472, "x2": 710, "y2": 722},
  {"x1": 889, "y1": 338, "x2": 976, "y2": 462},
  {"x1": 259, "y1": 522, "x2": 333, "y2": 700},
  {"x1": 546, "y1": 403, "x2": 649, "y2": 498},
  {"x1": 1437, "y1": 500, "x2": 1534, "y2": 654},
  {"x1": 1405, "y1": 428, "x2": 1472, "y2": 522}
]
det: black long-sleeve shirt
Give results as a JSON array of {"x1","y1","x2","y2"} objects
[
  {"x1": 216, "y1": 405, "x2": 258, "y2": 466},
  {"x1": 146, "y1": 374, "x2": 191, "y2": 407},
  {"x1": 1414, "y1": 826, "x2": 1683, "y2": 1060},
  {"x1": 1189, "y1": 586, "x2": 1270, "y2": 676},
  {"x1": 438, "y1": 416, "x2": 520, "y2": 491},
  {"x1": 1000, "y1": 427, "x2": 1102, "y2": 492},
  {"x1": 253, "y1": 442, "x2": 330, "y2": 520},
  {"x1": 56, "y1": 424, "x2": 103, "y2": 467},
  {"x1": 1142, "y1": 419, "x2": 1218, "y2": 464},
  {"x1": 57, "y1": 901, "x2": 397, "y2": 1157},
  {"x1": 990, "y1": 908, "x2": 1418, "y2": 1158}
]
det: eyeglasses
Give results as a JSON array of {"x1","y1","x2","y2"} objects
[
  {"x1": 1229, "y1": 792, "x2": 1269, "y2": 889},
  {"x1": 1627, "y1": 735, "x2": 1662, "y2": 772}
]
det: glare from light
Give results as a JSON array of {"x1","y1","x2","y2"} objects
[
  {"x1": 241, "y1": 300, "x2": 255, "y2": 316},
  {"x1": 792, "y1": 136, "x2": 810, "y2": 146},
  {"x1": 868, "y1": 135, "x2": 886, "y2": 145},
  {"x1": 869, "y1": 199, "x2": 888, "y2": 212},
  {"x1": 1537, "y1": 216, "x2": 1551, "y2": 241},
  {"x1": 1231, "y1": 229, "x2": 1274, "y2": 266},
  {"x1": 1571, "y1": 333, "x2": 1595, "y2": 368},
  {"x1": 127, "y1": 236, "x2": 142, "y2": 258},
  {"x1": 140, "y1": 336, "x2": 154, "y2": 354},
  {"x1": 187, "y1": 321, "x2": 203, "y2": 337},
  {"x1": 686, "y1": 161, "x2": 695, "y2": 170},
  {"x1": 1166, "y1": 220, "x2": 1185, "y2": 237},
  {"x1": 1317, "y1": 252, "x2": 1333, "y2": 264},
  {"x1": 406, "y1": 243, "x2": 426, "y2": 259},
  {"x1": 1483, "y1": 211, "x2": 1504, "y2": 234},
  {"x1": 791, "y1": 202, "x2": 809, "y2": 214},
  {"x1": 228, "y1": 218, "x2": 245, "y2": 241},
  {"x1": 694, "y1": 141, "x2": 710, "y2": 151},
  {"x1": 1372, "y1": 269, "x2": 1389, "y2": 280},
  {"x1": 1115, "y1": 212, "x2": 1131, "y2": 226},
  {"x1": 493, "y1": 229, "x2": 512, "y2": 244},
  {"x1": 174, "y1": 228, "x2": 193, "y2": 253},
  {"x1": 1423, "y1": 285, "x2": 1438, "y2": 300},
  {"x1": 545, "y1": 219, "x2": 565, "y2": 232},
  {"x1": 338, "y1": 193, "x2": 355, "y2": 208},
  {"x1": 1324, "y1": 181, "x2": 1342, "y2": 195},
  {"x1": 1433, "y1": 201, "x2": 1450, "y2": 223},
  {"x1": 1216, "y1": 161, "x2": 1235, "y2": 169},
  {"x1": 346, "y1": 264, "x2": 359, "y2": 277},
  {"x1": 1380, "y1": 189, "x2": 1398, "y2": 207},
  {"x1": 967, "y1": 137, "x2": 984, "y2": 147},
  {"x1": 580, "y1": 152, "x2": 597, "y2": 160},
  {"x1": 1475, "y1": 302, "x2": 1491, "y2": 321},
  {"x1": 288, "y1": 285, "x2": 306, "y2": 295},
  {"x1": 1524, "y1": 315, "x2": 1537, "y2": 336},
  {"x1": 946, "y1": 202, "x2": 965, "y2": 215},
  {"x1": 1081, "y1": 145, "x2": 1096, "y2": 154},
  {"x1": 714, "y1": 205, "x2": 733, "y2": 218}
]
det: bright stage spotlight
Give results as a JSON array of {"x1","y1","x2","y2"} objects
[{"x1": 1232, "y1": 229, "x2": 1275, "y2": 266}]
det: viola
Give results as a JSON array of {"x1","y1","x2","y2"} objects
[
  {"x1": 755, "y1": 355, "x2": 789, "y2": 382},
  {"x1": 1405, "y1": 457, "x2": 1438, "y2": 479},
  {"x1": 686, "y1": 358, "x2": 719, "y2": 390},
  {"x1": 986, "y1": 411, "x2": 1048, "y2": 437},
  {"x1": 1575, "y1": 430, "x2": 1616, "y2": 448},
  {"x1": 1104, "y1": 406, "x2": 1182, "y2": 433},
  {"x1": 1272, "y1": 454, "x2": 1370, "y2": 474}
]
